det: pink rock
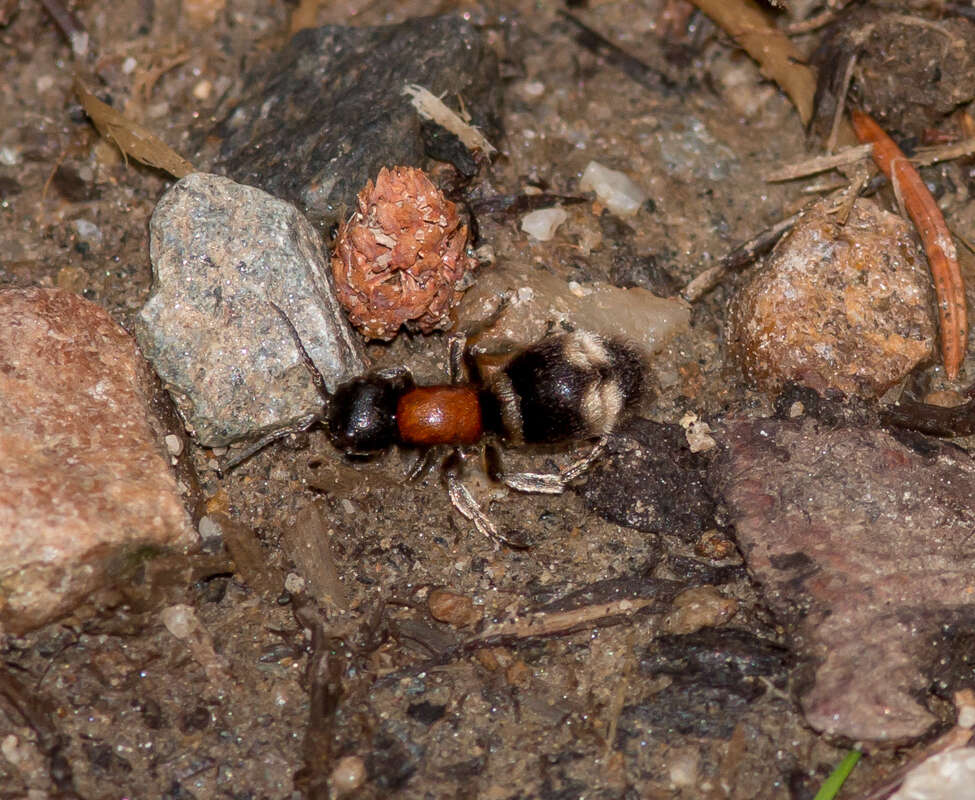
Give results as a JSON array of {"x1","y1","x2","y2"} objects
[
  {"x1": 712, "y1": 415, "x2": 975, "y2": 741},
  {"x1": 0, "y1": 288, "x2": 197, "y2": 634}
]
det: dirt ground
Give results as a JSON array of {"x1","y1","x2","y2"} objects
[{"x1": 3, "y1": 1, "x2": 975, "y2": 798}]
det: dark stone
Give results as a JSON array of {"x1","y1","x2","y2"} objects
[
  {"x1": 82, "y1": 740, "x2": 133, "y2": 774},
  {"x1": 610, "y1": 252, "x2": 680, "y2": 296},
  {"x1": 208, "y1": 15, "x2": 501, "y2": 227},
  {"x1": 618, "y1": 682, "x2": 756, "y2": 742},
  {"x1": 366, "y1": 729, "x2": 421, "y2": 791},
  {"x1": 811, "y1": 10, "x2": 975, "y2": 138},
  {"x1": 639, "y1": 628, "x2": 791, "y2": 689},
  {"x1": 52, "y1": 164, "x2": 101, "y2": 202},
  {"x1": 179, "y1": 704, "x2": 211, "y2": 733},
  {"x1": 0, "y1": 175, "x2": 23, "y2": 196},
  {"x1": 135, "y1": 697, "x2": 166, "y2": 730},
  {"x1": 575, "y1": 418, "x2": 715, "y2": 539},
  {"x1": 406, "y1": 700, "x2": 446, "y2": 725}
]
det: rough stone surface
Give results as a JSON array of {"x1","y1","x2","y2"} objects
[
  {"x1": 812, "y1": 11, "x2": 975, "y2": 138},
  {"x1": 711, "y1": 416, "x2": 975, "y2": 741},
  {"x1": 727, "y1": 198, "x2": 935, "y2": 398},
  {"x1": 457, "y1": 265, "x2": 690, "y2": 355},
  {"x1": 208, "y1": 15, "x2": 501, "y2": 227},
  {"x1": 136, "y1": 173, "x2": 366, "y2": 446},
  {"x1": 575, "y1": 418, "x2": 715, "y2": 540},
  {"x1": 0, "y1": 287, "x2": 197, "y2": 635}
]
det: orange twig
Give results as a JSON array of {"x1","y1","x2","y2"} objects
[{"x1": 851, "y1": 109, "x2": 968, "y2": 380}]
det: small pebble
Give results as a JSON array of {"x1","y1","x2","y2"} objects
[
  {"x1": 197, "y1": 515, "x2": 223, "y2": 546},
  {"x1": 679, "y1": 412, "x2": 716, "y2": 453},
  {"x1": 505, "y1": 660, "x2": 532, "y2": 689},
  {"x1": 284, "y1": 572, "x2": 306, "y2": 595},
  {"x1": 428, "y1": 589, "x2": 481, "y2": 627},
  {"x1": 579, "y1": 160, "x2": 648, "y2": 217},
  {"x1": 457, "y1": 265, "x2": 689, "y2": 356},
  {"x1": 331, "y1": 755, "x2": 367, "y2": 795},
  {"x1": 165, "y1": 434, "x2": 183, "y2": 456},
  {"x1": 136, "y1": 173, "x2": 365, "y2": 446},
  {"x1": 695, "y1": 530, "x2": 737, "y2": 561},
  {"x1": 668, "y1": 747, "x2": 700, "y2": 789},
  {"x1": 160, "y1": 604, "x2": 196, "y2": 639},
  {"x1": 664, "y1": 586, "x2": 738, "y2": 635},
  {"x1": 1, "y1": 735, "x2": 22, "y2": 765},
  {"x1": 193, "y1": 80, "x2": 213, "y2": 101},
  {"x1": 72, "y1": 219, "x2": 102, "y2": 246},
  {"x1": 521, "y1": 207, "x2": 567, "y2": 241}
]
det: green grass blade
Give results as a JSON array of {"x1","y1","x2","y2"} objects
[{"x1": 813, "y1": 750, "x2": 862, "y2": 800}]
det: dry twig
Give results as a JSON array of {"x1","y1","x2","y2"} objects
[
  {"x1": 912, "y1": 137, "x2": 975, "y2": 167},
  {"x1": 471, "y1": 596, "x2": 656, "y2": 643},
  {"x1": 40, "y1": 0, "x2": 88, "y2": 56},
  {"x1": 852, "y1": 109, "x2": 968, "y2": 380},
  {"x1": 682, "y1": 212, "x2": 800, "y2": 302},
  {"x1": 559, "y1": 10, "x2": 673, "y2": 91},
  {"x1": 765, "y1": 143, "x2": 874, "y2": 182}
]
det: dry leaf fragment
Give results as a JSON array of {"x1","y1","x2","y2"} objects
[
  {"x1": 73, "y1": 77, "x2": 195, "y2": 178},
  {"x1": 403, "y1": 84, "x2": 496, "y2": 156}
]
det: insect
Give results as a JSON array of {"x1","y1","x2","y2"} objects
[{"x1": 228, "y1": 305, "x2": 647, "y2": 546}]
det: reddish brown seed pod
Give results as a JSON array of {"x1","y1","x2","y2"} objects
[
  {"x1": 396, "y1": 386, "x2": 483, "y2": 446},
  {"x1": 331, "y1": 165, "x2": 477, "y2": 341}
]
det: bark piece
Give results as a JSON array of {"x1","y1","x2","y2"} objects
[{"x1": 711, "y1": 416, "x2": 975, "y2": 741}]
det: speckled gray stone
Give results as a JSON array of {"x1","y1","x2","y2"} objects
[
  {"x1": 136, "y1": 173, "x2": 366, "y2": 446},
  {"x1": 207, "y1": 14, "x2": 500, "y2": 227}
]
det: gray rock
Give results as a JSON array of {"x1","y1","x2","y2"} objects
[
  {"x1": 0, "y1": 287, "x2": 198, "y2": 635},
  {"x1": 711, "y1": 416, "x2": 975, "y2": 742},
  {"x1": 207, "y1": 15, "x2": 501, "y2": 227},
  {"x1": 136, "y1": 173, "x2": 366, "y2": 447}
]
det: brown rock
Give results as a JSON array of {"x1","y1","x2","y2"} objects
[
  {"x1": 0, "y1": 288, "x2": 197, "y2": 634},
  {"x1": 427, "y1": 588, "x2": 481, "y2": 627},
  {"x1": 728, "y1": 198, "x2": 935, "y2": 397}
]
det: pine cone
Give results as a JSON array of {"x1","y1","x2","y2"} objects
[{"x1": 331, "y1": 166, "x2": 477, "y2": 340}]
